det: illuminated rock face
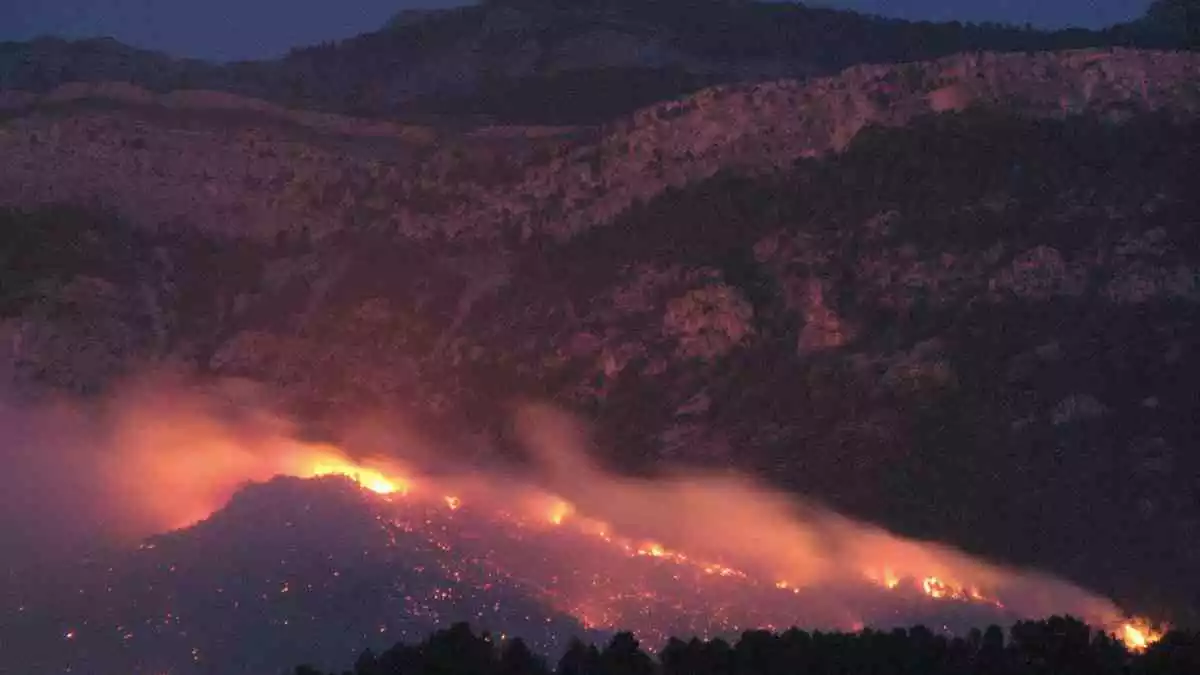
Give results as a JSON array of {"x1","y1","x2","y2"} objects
[{"x1": 2, "y1": 50, "x2": 1199, "y2": 243}]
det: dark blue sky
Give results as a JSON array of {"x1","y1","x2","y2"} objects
[{"x1": 2, "y1": 0, "x2": 1154, "y2": 62}]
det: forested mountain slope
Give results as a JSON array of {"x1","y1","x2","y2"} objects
[{"x1": 3, "y1": 108, "x2": 1198, "y2": 628}]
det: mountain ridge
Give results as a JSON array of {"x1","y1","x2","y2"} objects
[
  {"x1": 2, "y1": 48, "x2": 1198, "y2": 244},
  {"x1": 2, "y1": 0, "x2": 1191, "y2": 125}
]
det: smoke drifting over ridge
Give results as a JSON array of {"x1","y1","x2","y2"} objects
[
  {"x1": 0, "y1": 370, "x2": 1143, "y2": 641},
  {"x1": 511, "y1": 403, "x2": 1127, "y2": 627}
]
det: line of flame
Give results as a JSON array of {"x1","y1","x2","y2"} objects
[{"x1": 298, "y1": 456, "x2": 1165, "y2": 652}]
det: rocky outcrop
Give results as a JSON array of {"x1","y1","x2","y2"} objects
[
  {"x1": 662, "y1": 283, "x2": 755, "y2": 361},
  {"x1": 3, "y1": 50, "x2": 1199, "y2": 243},
  {"x1": 509, "y1": 49, "x2": 1200, "y2": 240}
]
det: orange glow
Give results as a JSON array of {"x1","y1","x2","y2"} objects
[
  {"x1": 865, "y1": 568, "x2": 902, "y2": 589},
  {"x1": 1118, "y1": 619, "x2": 1164, "y2": 651},
  {"x1": 111, "y1": 439, "x2": 1160, "y2": 646},
  {"x1": 923, "y1": 576, "x2": 949, "y2": 599},
  {"x1": 75, "y1": 383, "x2": 1161, "y2": 646},
  {"x1": 638, "y1": 543, "x2": 667, "y2": 558},
  {"x1": 546, "y1": 499, "x2": 573, "y2": 525},
  {"x1": 307, "y1": 456, "x2": 410, "y2": 495}
]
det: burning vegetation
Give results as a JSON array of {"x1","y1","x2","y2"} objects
[
  {"x1": 0, "y1": 375, "x2": 1167, "y2": 673},
  {"x1": 290, "y1": 452, "x2": 1164, "y2": 654}
]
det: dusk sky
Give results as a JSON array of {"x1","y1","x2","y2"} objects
[{"x1": 3, "y1": 0, "x2": 1155, "y2": 62}]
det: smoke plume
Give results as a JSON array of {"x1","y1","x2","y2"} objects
[
  {"x1": 0, "y1": 371, "x2": 1131, "y2": 634},
  {"x1": 510, "y1": 403, "x2": 1125, "y2": 627}
]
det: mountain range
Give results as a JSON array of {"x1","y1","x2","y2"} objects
[
  {"x1": 1, "y1": 0, "x2": 1193, "y2": 125},
  {"x1": 2, "y1": 1, "x2": 1200, "y2": 672}
]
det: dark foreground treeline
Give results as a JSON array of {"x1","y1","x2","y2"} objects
[{"x1": 297, "y1": 615, "x2": 1200, "y2": 675}]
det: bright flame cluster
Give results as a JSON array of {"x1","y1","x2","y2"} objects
[
  {"x1": 309, "y1": 459, "x2": 408, "y2": 496},
  {"x1": 292, "y1": 455, "x2": 1163, "y2": 653},
  {"x1": 1120, "y1": 619, "x2": 1165, "y2": 652}
]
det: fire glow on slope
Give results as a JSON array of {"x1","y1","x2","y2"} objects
[
  {"x1": 68, "y1": 377, "x2": 1160, "y2": 653},
  {"x1": 308, "y1": 454, "x2": 410, "y2": 496},
  {"x1": 278, "y1": 452, "x2": 1163, "y2": 652}
]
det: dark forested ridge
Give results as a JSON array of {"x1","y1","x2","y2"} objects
[
  {"x1": 299, "y1": 618, "x2": 1198, "y2": 675},
  {"x1": 1, "y1": 0, "x2": 1194, "y2": 125}
]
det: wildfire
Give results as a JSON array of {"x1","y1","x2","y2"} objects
[
  {"x1": 19, "y1": 375, "x2": 1169, "y2": 663},
  {"x1": 546, "y1": 499, "x2": 573, "y2": 525},
  {"x1": 1119, "y1": 619, "x2": 1165, "y2": 652},
  {"x1": 285, "y1": 458, "x2": 1165, "y2": 653},
  {"x1": 116, "y1": 421, "x2": 1164, "y2": 654},
  {"x1": 864, "y1": 568, "x2": 903, "y2": 590},
  {"x1": 307, "y1": 457, "x2": 409, "y2": 496}
]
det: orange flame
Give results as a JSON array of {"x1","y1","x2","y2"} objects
[
  {"x1": 1118, "y1": 619, "x2": 1164, "y2": 651},
  {"x1": 547, "y1": 499, "x2": 573, "y2": 525},
  {"x1": 114, "y1": 433, "x2": 1163, "y2": 652},
  {"x1": 78, "y1": 379, "x2": 1162, "y2": 650},
  {"x1": 307, "y1": 455, "x2": 410, "y2": 495}
]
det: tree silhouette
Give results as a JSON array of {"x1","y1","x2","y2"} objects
[
  {"x1": 305, "y1": 617, "x2": 1200, "y2": 675},
  {"x1": 353, "y1": 647, "x2": 379, "y2": 675},
  {"x1": 1138, "y1": 630, "x2": 1200, "y2": 675},
  {"x1": 500, "y1": 637, "x2": 550, "y2": 675},
  {"x1": 1142, "y1": 0, "x2": 1200, "y2": 46},
  {"x1": 421, "y1": 622, "x2": 498, "y2": 675},
  {"x1": 599, "y1": 632, "x2": 656, "y2": 675},
  {"x1": 558, "y1": 636, "x2": 604, "y2": 675}
]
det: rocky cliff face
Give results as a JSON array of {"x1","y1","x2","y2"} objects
[
  {"x1": 2, "y1": 47, "x2": 1200, "y2": 625},
  {"x1": 3, "y1": 49, "x2": 1198, "y2": 244}
]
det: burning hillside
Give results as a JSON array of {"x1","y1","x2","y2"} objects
[
  {"x1": 0, "y1": 467, "x2": 1162, "y2": 675},
  {"x1": 267, "y1": 449, "x2": 1166, "y2": 651},
  {"x1": 0, "y1": 375, "x2": 1163, "y2": 674}
]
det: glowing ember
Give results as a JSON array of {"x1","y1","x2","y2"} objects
[
  {"x1": 12, "y1": 460, "x2": 1166, "y2": 675},
  {"x1": 88, "y1": 383, "x2": 1163, "y2": 655},
  {"x1": 1119, "y1": 619, "x2": 1164, "y2": 651},
  {"x1": 284, "y1": 460, "x2": 1162, "y2": 651},
  {"x1": 547, "y1": 500, "x2": 572, "y2": 525},
  {"x1": 308, "y1": 459, "x2": 408, "y2": 495},
  {"x1": 884, "y1": 569, "x2": 901, "y2": 589},
  {"x1": 4, "y1": 375, "x2": 1172, "y2": 673}
]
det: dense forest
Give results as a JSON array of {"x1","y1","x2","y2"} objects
[{"x1": 297, "y1": 617, "x2": 1199, "y2": 675}]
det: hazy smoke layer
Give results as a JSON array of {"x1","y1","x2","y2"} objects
[
  {"x1": 0, "y1": 372, "x2": 1127, "y2": 631},
  {"x1": 510, "y1": 403, "x2": 1124, "y2": 626}
]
